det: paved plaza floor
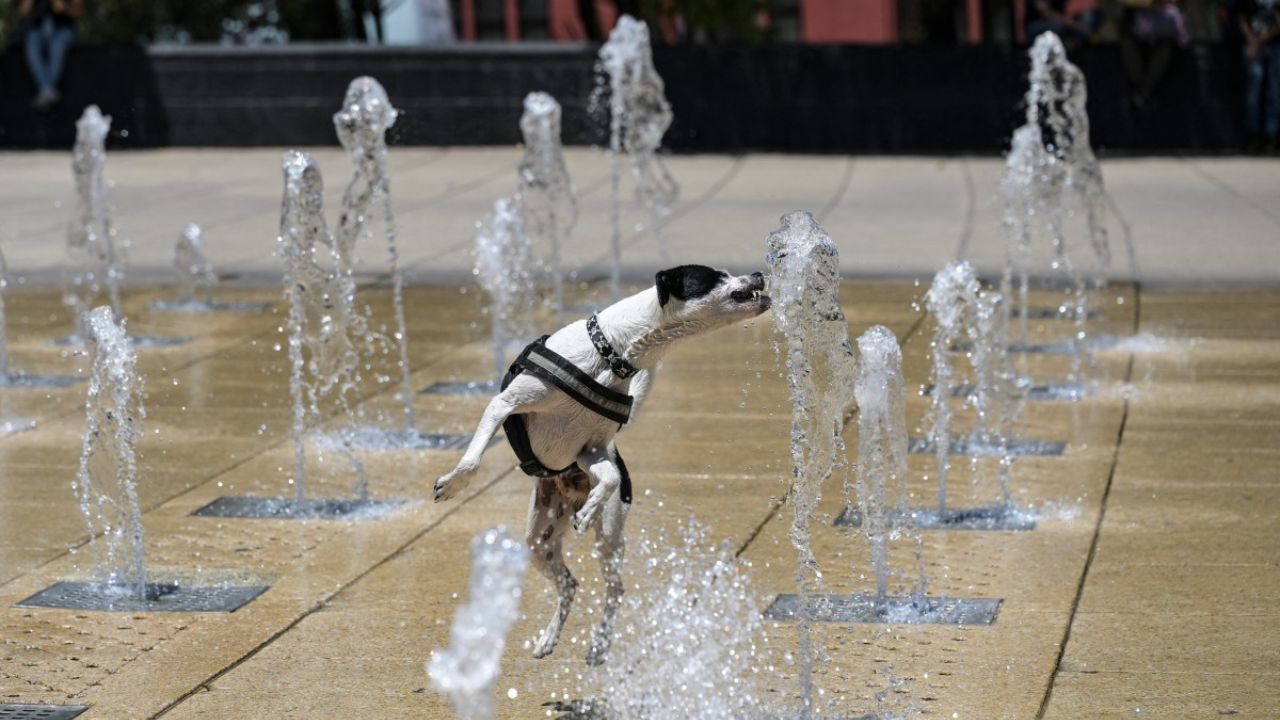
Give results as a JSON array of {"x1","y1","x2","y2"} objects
[
  {"x1": 0, "y1": 149, "x2": 1277, "y2": 718},
  {"x1": 4, "y1": 149, "x2": 1280, "y2": 285}
]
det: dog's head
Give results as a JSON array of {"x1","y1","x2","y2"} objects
[{"x1": 654, "y1": 265, "x2": 772, "y2": 329}]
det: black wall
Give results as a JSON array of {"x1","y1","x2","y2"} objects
[{"x1": 0, "y1": 41, "x2": 1247, "y2": 153}]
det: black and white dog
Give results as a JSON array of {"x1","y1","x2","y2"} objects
[{"x1": 434, "y1": 265, "x2": 771, "y2": 664}]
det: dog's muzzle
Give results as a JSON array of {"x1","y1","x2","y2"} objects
[{"x1": 731, "y1": 272, "x2": 771, "y2": 312}]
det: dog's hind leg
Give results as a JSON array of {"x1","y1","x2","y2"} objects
[
  {"x1": 586, "y1": 490, "x2": 628, "y2": 666},
  {"x1": 526, "y1": 476, "x2": 577, "y2": 659}
]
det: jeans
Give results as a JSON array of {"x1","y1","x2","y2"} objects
[
  {"x1": 24, "y1": 17, "x2": 75, "y2": 95},
  {"x1": 1244, "y1": 44, "x2": 1280, "y2": 139}
]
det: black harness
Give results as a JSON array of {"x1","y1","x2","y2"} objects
[{"x1": 501, "y1": 318, "x2": 636, "y2": 503}]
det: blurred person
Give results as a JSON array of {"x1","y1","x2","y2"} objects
[
  {"x1": 1238, "y1": 0, "x2": 1280, "y2": 151},
  {"x1": 1027, "y1": 0, "x2": 1088, "y2": 41},
  {"x1": 1120, "y1": 0, "x2": 1189, "y2": 107},
  {"x1": 17, "y1": 0, "x2": 83, "y2": 109}
]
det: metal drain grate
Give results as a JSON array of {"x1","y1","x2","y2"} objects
[
  {"x1": 547, "y1": 700, "x2": 877, "y2": 720},
  {"x1": 150, "y1": 299, "x2": 273, "y2": 314},
  {"x1": 16, "y1": 582, "x2": 268, "y2": 613},
  {"x1": 420, "y1": 380, "x2": 500, "y2": 396},
  {"x1": 54, "y1": 335, "x2": 193, "y2": 349},
  {"x1": 951, "y1": 340, "x2": 1075, "y2": 355},
  {"x1": 0, "y1": 373, "x2": 83, "y2": 389},
  {"x1": 834, "y1": 505, "x2": 1035, "y2": 531},
  {"x1": 923, "y1": 383, "x2": 1086, "y2": 401},
  {"x1": 191, "y1": 496, "x2": 404, "y2": 520},
  {"x1": 333, "y1": 428, "x2": 498, "y2": 452},
  {"x1": 1013, "y1": 306, "x2": 1097, "y2": 320},
  {"x1": 0, "y1": 705, "x2": 89, "y2": 720},
  {"x1": 764, "y1": 593, "x2": 1001, "y2": 625},
  {"x1": 907, "y1": 436, "x2": 1065, "y2": 457}
]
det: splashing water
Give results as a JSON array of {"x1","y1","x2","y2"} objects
[
  {"x1": 1001, "y1": 32, "x2": 1110, "y2": 387},
  {"x1": 924, "y1": 261, "x2": 978, "y2": 514},
  {"x1": 765, "y1": 210, "x2": 856, "y2": 718},
  {"x1": 278, "y1": 150, "x2": 369, "y2": 501},
  {"x1": 173, "y1": 224, "x2": 217, "y2": 307},
  {"x1": 333, "y1": 76, "x2": 419, "y2": 436},
  {"x1": 65, "y1": 106, "x2": 125, "y2": 342},
  {"x1": 474, "y1": 196, "x2": 536, "y2": 384},
  {"x1": 596, "y1": 15, "x2": 679, "y2": 297},
  {"x1": 518, "y1": 91, "x2": 577, "y2": 316},
  {"x1": 968, "y1": 289, "x2": 1024, "y2": 505},
  {"x1": 564, "y1": 518, "x2": 770, "y2": 720},
  {"x1": 74, "y1": 306, "x2": 146, "y2": 600},
  {"x1": 428, "y1": 527, "x2": 530, "y2": 720},
  {"x1": 851, "y1": 326, "x2": 923, "y2": 602}
]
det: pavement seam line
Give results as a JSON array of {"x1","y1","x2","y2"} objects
[
  {"x1": 393, "y1": 170, "x2": 615, "y2": 285},
  {"x1": 0, "y1": 311, "x2": 477, "y2": 595},
  {"x1": 1035, "y1": 281, "x2": 1142, "y2": 719},
  {"x1": 816, "y1": 157, "x2": 855, "y2": 224},
  {"x1": 1179, "y1": 157, "x2": 1280, "y2": 231},
  {"x1": 0, "y1": 317, "x2": 291, "y2": 590},
  {"x1": 147, "y1": 465, "x2": 517, "y2": 720}
]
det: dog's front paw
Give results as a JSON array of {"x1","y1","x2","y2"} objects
[
  {"x1": 572, "y1": 505, "x2": 600, "y2": 536},
  {"x1": 532, "y1": 626, "x2": 559, "y2": 659},
  {"x1": 433, "y1": 466, "x2": 473, "y2": 503}
]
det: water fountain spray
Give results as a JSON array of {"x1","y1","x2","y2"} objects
[
  {"x1": 474, "y1": 196, "x2": 535, "y2": 386},
  {"x1": 852, "y1": 326, "x2": 918, "y2": 602},
  {"x1": 1001, "y1": 32, "x2": 1110, "y2": 387},
  {"x1": 428, "y1": 527, "x2": 529, "y2": 720},
  {"x1": 765, "y1": 211, "x2": 856, "y2": 718},
  {"x1": 969, "y1": 289, "x2": 1021, "y2": 507},
  {"x1": 561, "y1": 519, "x2": 768, "y2": 720},
  {"x1": 279, "y1": 150, "x2": 368, "y2": 502},
  {"x1": 74, "y1": 306, "x2": 147, "y2": 600},
  {"x1": 518, "y1": 91, "x2": 577, "y2": 315},
  {"x1": 173, "y1": 224, "x2": 217, "y2": 308},
  {"x1": 924, "y1": 260, "x2": 979, "y2": 515},
  {"x1": 333, "y1": 76, "x2": 420, "y2": 436},
  {"x1": 597, "y1": 15, "x2": 679, "y2": 299},
  {"x1": 65, "y1": 105, "x2": 125, "y2": 342}
]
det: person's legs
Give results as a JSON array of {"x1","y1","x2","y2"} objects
[
  {"x1": 43, "y1": 26, "x2": 76, "y2": 96},
  {"x1": 24, "y1": 25, "x2": 54, "y2": 95},
  {"x1": 1244, "y1": 52, "x2": 1265, "y2": 139},
  {"x1": 1264, "y1": 44, "x2": 1280, "y2": 141}
]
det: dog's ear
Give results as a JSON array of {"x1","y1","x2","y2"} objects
[
  {"x1": 655, "y1": 265, "x2": 727, "y2": 307},
  {"x1": 655, "y1": 269, "x2": 674, "y2": 307}
]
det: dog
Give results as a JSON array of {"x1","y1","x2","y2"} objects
[{"x1": 434, "y1": 265, "x2": 771, "y2": 664}]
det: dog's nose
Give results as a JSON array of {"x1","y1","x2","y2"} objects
[{"x1": 750, "y1": 272, "x2": 764, "y2": 289}]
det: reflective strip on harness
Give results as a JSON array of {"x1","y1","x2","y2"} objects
[
  {"x1": 500, "y1": 336, "x2": 636, "y2": 504},
  {"x1": 519, "y1": 341, "x2": 633, "y2": 426}
]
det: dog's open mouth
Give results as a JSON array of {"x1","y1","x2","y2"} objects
[{"x1": 731, "y1": 288, "x2": 772, "y2": 310}]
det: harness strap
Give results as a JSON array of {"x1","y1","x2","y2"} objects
[
  {"x1": 516, "y1": 336, "x2": 633, "y2": 425},
  {"x1": 500, "y1": 336, "x2": 634, "y2": 504}
]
